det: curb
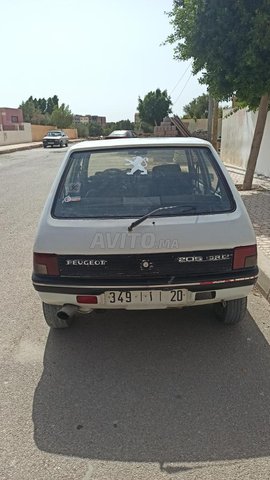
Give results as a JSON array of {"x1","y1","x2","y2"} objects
[
  {"x1": 257, "y1": 249, "x2": 270, "y2": 301},
  {"x1": 0, "y1": 143, "x2": 42, "y2": 154}
]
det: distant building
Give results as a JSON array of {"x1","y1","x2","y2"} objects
[
  {"x1": 0, "y1": 107, "x2": 24, "y2": 130},
  {"x1": 73, "y1": 114, "x2": 88, "y2": 124},
  {"x1": 73, "y1": 114, "x2": 106, "y2": 126},
  {"x1": 88, "y1": 115, "x2": 106, "y2": 127}
]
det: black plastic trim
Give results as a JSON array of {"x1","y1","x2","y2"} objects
[{"x1": 32, "y1": 267, "x2": 258, "y2": 294}]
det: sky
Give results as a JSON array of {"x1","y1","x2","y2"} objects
[{"x1": 1, "y1": 0, "x2": 206, "y2": 122}]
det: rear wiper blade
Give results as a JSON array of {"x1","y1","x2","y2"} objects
[{"x1": 128, "y1": 205, "x2": 197, "y2": 232}]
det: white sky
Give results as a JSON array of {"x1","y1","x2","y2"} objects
[{"x1": 1, "y1": 0, "x2": 206, "y2": 122}]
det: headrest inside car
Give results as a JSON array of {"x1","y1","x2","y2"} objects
[{"x1": 152, "y1": 164, "x2": 182, "y2": 176}]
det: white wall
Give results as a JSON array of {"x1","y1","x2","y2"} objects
[
  {"x1": 0, "y1": 123, "x2": 32, "y2": 146},
  {"x1": 220, "y1": 108, "x2": 270, "y2": 177}
]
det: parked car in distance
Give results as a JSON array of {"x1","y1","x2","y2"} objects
[
  {"x1": 43, "y1": 130, "x2": 69, "y2": 148},
  {"x1": 33, "y1": 137, "x2": 258, "y2": 329},
  {"x1": 106, "y1": 130, "x2": 137, "y2": 139}
]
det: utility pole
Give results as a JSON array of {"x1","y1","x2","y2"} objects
[
  {"x1": 212, "y1": 99, "x2": 219, "y2": 151},
  {"x1": 207, "y1": 96, "x2": 214, "y2": 142}
]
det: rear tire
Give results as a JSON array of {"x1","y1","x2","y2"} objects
[
  {"x1": 42, "y1": 303, "x2": 72, "y2": 328},
  {"x1": 214, "y1": 297, "x2": 247, "y2": 325}
]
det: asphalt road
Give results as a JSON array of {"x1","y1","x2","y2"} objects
[{"x1": 1, "y1": 147, "x2": 270, "y2": 480}]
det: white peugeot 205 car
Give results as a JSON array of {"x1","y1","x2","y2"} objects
[{"x1": 32, "y1": 137, "x2": 258, "y2": 328}]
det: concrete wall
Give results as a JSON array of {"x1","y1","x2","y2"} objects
[
  {"x1": 0, "y1": 123, "x2": 78, "y2": 145},
  {"x1": 0, "y1": 123, "x2": 32, "y2": 145},
  {"x1": 220, "y1": 108, "x2": 270, "y2": 177},
  {"x1": 31, "y1": 125, "x2": 78, "y2": 141},
  {"x1": 63, "y1": 128, "x2": 78, "y2": 140},
  {"x1": 182, "y1": 118, "x2": 208, "y2": 133},
  {"x1": 182, "y1": 118, "x2": 222, "y2": 136}
]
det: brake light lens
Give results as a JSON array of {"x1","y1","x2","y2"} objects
[
  {"x1": 76, "y1": 295, "x2": 98, "y2": 304},
  {"x1": 33, "y1": 253, "x2": 59, "y2": 275},
  {"x1": 233, "y1": 245, "x2": 257, "y2": 269}
]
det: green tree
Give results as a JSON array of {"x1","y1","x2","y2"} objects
[
  {"x1": 183, "y1": 94, "x2": 223, "y2": 121},
  {"x1": 20, "y1": 95, "x2": 66, "y2": 125},
  {"x1": 76, "y1": 123, "x2": 89, "y2": 138},
  {"x1": 138, "y1": 88, "x2": 172, "y2": 126},
  {"x1": 103, "y1": 122, "x2": 116, "y2": 136},
  {"x1": 183, "y1": 94, "x2": 209, "y2": 119},
  {"x1": 114, "y1": 119, "x2": 135, "y2": 130},
  {"x1": 52, "y1": 95, "x2": 59, "y2": 110},
  {"x1": 19, "y1": 97, "x2": 47, "y2": 124},
  {"x1": 32, "y1": 97, "x2": 39, "y2": 109},
  {"x1": 140, "y1": 121, "x2": 154, "y2": 134},
  {"x1": 46, "y1": 97, "x2": 55, "y2": 115},
  {"x1": 167, "y1": 0, "x2": 270, "y2": 189},
  {"x1": 19, "y1": 99, "x2": 36, "y2": 123},
  {"x1": 88, "y1": 122, "x2": 103, "y2": 137},
  {"x1": 46, "y1": 96, "x2": 59, "y2": 115},
  {"x1": 38, "y1": 98, "x2": 47, "y2": 114},
  {"x1": 50, "y1": 104, "x2": 73, "y2": 128},
  {"x1": 31, "y1": 110, "x2": 48, "y2": 125}
]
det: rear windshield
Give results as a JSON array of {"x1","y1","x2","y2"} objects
[
  {"x1": 53, "y1": 147, "x2": 235, "y2": 219},
  {"x1": 109, "y1": 131, "x2": 129, "y2": 137}
]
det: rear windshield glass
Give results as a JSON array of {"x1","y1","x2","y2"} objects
[
  {"x1": 109, "y1": 131, "x2": 129, "y2": 137},
  {"x1": 53, "y1": 147, "x2": 235, "y2": 219}
]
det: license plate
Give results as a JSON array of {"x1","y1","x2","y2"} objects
[{"x1": 104, "y1": 289, "x2": 186, "y2": 305}]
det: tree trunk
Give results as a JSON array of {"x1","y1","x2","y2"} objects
[
  {"x1": 242, "y1": 93, "x2": 269, "y2": 190},
  {"x1": 211, "y1": 100, "x2": 219, "y2": 150}
]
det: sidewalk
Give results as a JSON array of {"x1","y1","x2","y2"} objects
[
  {"x1": 0, "y1": 139, "x2": 82, "y2": 154},
  {"x1": 0, "y1": 141, "x2": 43, "y2": 154},
  {"x1": 226, "y1": 164, "x2": 270, "y2": 301},
  {"x1": 0, "y1": 141, "x2": 269, "y2": 301}
]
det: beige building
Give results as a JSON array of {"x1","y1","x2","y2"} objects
[{"x1": 73, "y1": 114, "x2": 106, "y2": 126}]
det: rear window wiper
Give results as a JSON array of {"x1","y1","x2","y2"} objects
[{"x1": 128, "y1": 205, "x2": 197, "y2": 232}]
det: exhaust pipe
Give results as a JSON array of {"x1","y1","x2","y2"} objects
[{"x1": 57, "y1": 304, "x2": 78, "y2": 321}]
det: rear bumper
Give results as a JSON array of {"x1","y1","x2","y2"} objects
[{"x1": 32, "y1": 269, "x2": 258, "y2": 309}]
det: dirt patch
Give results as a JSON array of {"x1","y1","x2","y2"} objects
[{"x1": 235, "y1": 184, "x2": 269, "y2": 192}]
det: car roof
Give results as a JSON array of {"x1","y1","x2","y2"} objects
[{"x1": 69, "y1": 136, "x2": 212, "y2": 152}]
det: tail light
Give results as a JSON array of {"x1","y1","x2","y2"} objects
[
  {"x1": 33, "y1": 253, "x2": 59, "y2": 275},
  {"x1": 233, "y1": 245, "x2": 257, "y2": 270}
]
